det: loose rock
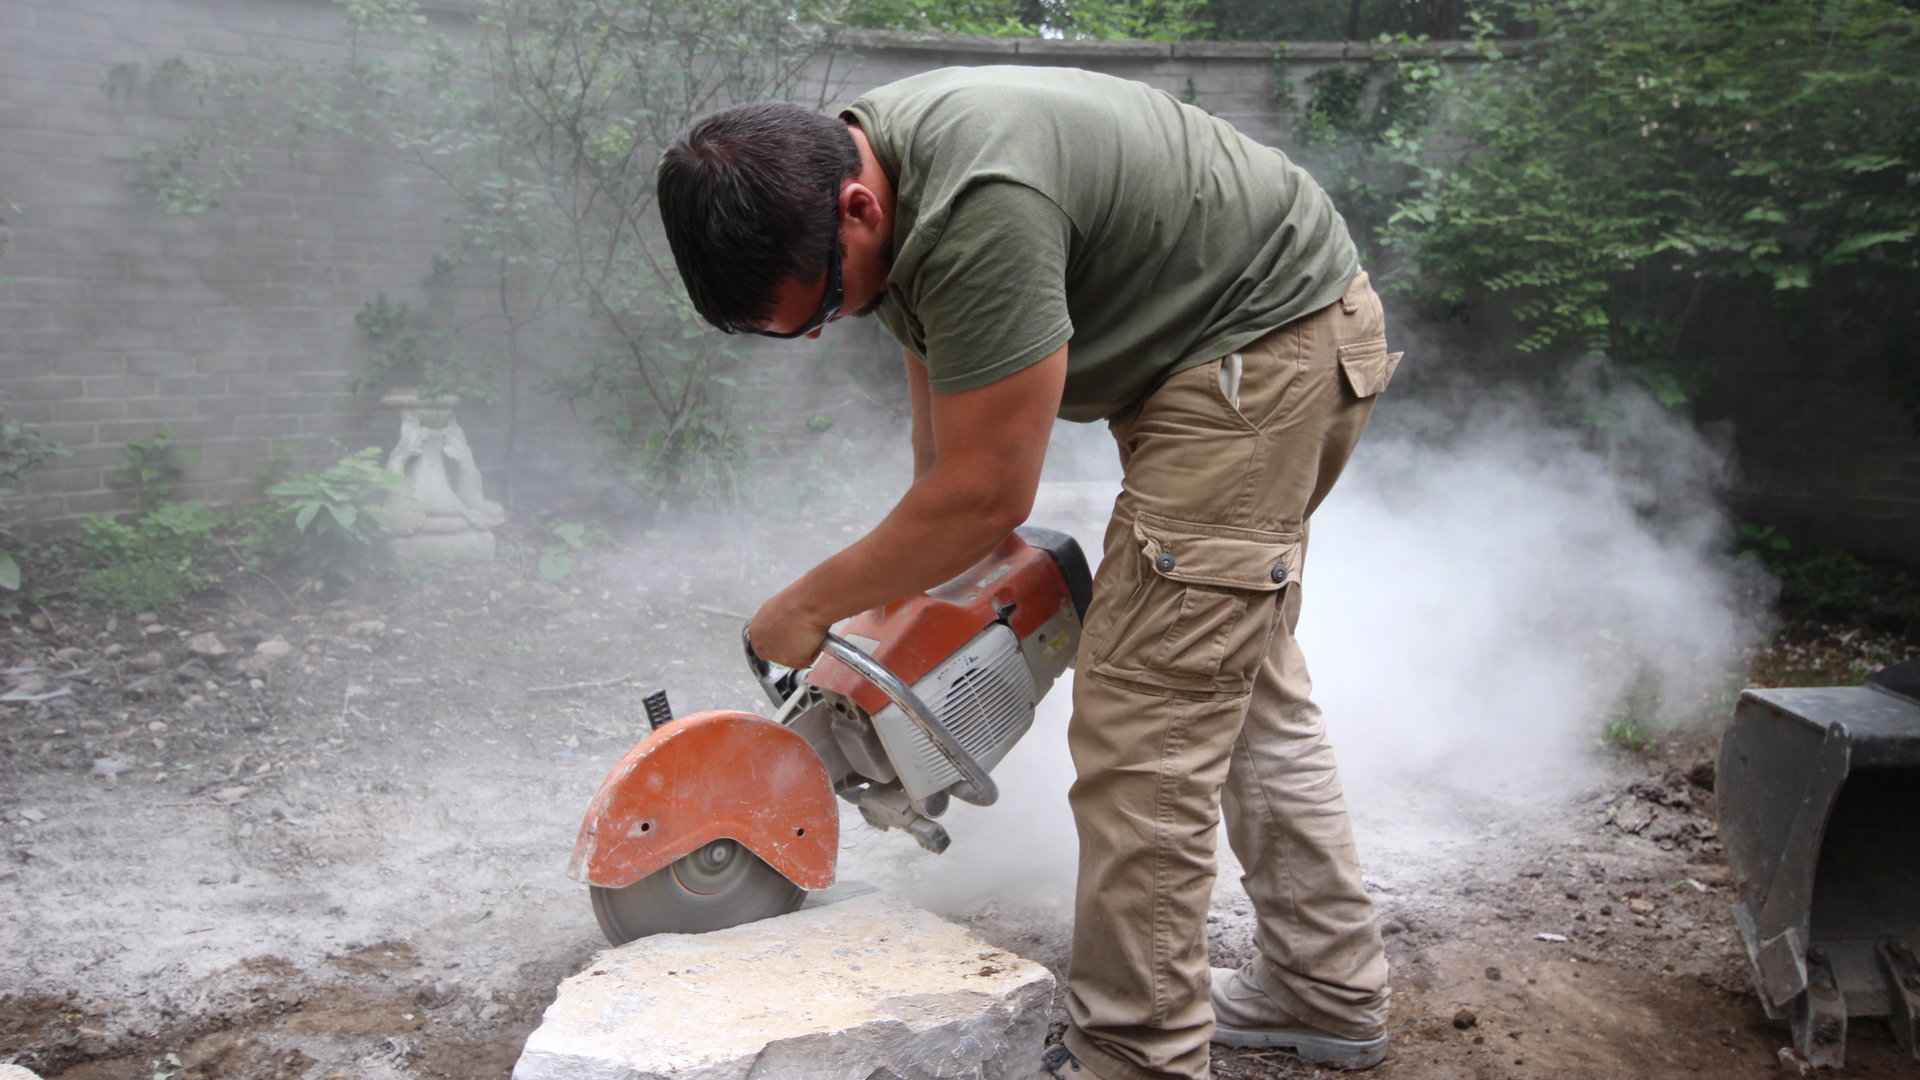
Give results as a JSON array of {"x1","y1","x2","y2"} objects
[
  {"x1": 1607, "y1": 799, "x2": 1657, "y2": 835},
  {"x1": 1453, "y1": 1008, "x2": 1479, "y2": 1031},
  {"x1": 130, "y1": 652, "x2": 165, "y2": 673},
  {"x1": 1686, "y1": 758, "x2": 1716, "y2": 791},
  {"x1": 187, "y1": 632, "x2": 229, "y2": 658}
]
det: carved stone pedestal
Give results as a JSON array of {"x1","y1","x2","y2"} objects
[{"x1": 376, "y1": 393, "x2": 504, "y2": 563}]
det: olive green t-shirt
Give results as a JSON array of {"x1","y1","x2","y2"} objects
[{"x1": 843, "y1": 66, "x2": 1359, "y2": 423}]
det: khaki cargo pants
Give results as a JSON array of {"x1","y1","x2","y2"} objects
[{"x1": 1062, "y1": 272, "x2": 1400, "y2": 1080}]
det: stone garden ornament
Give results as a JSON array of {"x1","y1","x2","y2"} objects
[{"x1": 378, "y1": 393, "x2": 505, "y2": 562}]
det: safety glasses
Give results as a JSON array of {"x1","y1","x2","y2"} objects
[{"x1": 734, "y1": 241, "x2": 843, "y2": 339}]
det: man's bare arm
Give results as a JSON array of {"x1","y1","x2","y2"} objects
[
  {"x1": 749, "y1": 345, "x2": 1067, "y2": 664},
  {"x1": 905, "y1": 349, "x2": 935, "y2": 482}
]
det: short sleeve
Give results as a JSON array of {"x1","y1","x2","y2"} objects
[{"x1": 905, "y1": 182, "x2": 1074, "y2": 394}]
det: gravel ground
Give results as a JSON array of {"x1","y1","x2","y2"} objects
[{"x1": 2, "y1": 506, "x2": 1915, "y2": 1079}]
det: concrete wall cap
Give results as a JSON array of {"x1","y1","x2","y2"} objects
[
  {"x1": 839, "y1": 28, "x2": 1020, "y2": 55},
  {"x1": 1169, "y1": 41, "x2": 1280, "y2": 59},
  {"x1": 1014, "y1": 38, "x2": 1172, "y2": 58},
  {"x1": 836, "y1": 28, "x2": 1490, "y2": 62}
]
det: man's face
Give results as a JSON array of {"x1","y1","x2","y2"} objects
[{"x1": 758, "y1": 181, "x2": 891, "y2": 340}]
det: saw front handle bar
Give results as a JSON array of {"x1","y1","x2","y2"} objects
[{"x1": 743, "y1": 628, "x2": 999, "y2": 807}]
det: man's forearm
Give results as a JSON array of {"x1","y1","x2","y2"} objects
[{"x1": 782, "y1": 464, "x2": 1025, "y2": 627}]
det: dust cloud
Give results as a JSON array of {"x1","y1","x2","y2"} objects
[{"x1": 860, "y1": 361, "x2": 1774, "y2": 915}]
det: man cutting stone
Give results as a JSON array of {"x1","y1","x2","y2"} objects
[{"x1": 656, "y1": 65, "x2": 1401, "y2": 1079}]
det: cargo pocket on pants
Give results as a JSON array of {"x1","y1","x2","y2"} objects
[
  {"x1": 1336, "y1": 339, "x2": 1403, "y2": 399},
  {"x1": 1089, "y1": 511, "x2": 1302, "y2": 697}
]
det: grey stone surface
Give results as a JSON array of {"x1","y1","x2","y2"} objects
[{"x1": 512, "y1": 890, "x2": 1054, "y2": 1080}]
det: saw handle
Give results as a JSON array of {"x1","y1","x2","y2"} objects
[
  {"x1": 744, "y1": 627, "x2": 805, "y2": 708},
  {"x1": 741, "y1": 628, "x2": 999, "y2": 807}
]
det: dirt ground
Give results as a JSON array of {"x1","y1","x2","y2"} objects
[{"x1": 3, "y1": 516, "x2": 1916, "y2": 1080}]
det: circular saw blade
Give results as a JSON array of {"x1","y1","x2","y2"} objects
[{"x1": 590, "y1": 839, "x2": 805, "y2": 945}]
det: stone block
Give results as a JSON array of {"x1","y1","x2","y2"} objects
[
  {"x1": 17, "y1": 421, "x2": 97, "y2": 448},
  {"x1": 232, "y1": 413, "x2": 301, "y2": 439},
  {"x1": 3, "y1": 401, "x2": 54, "y2": 423},
  {"x1": 51, "y1": 351, "x2": 133, "y2": 376},
  {"x1": 53, "y1": 399, "x2": 126, "y2": 422},
  {"x1": 25, "y1": 466, "x2": 104, "y2": 495},
  {"x1": 65, "y1": 489, "x2": 136, "y2": 516},
  {"x1": 158, "y1": 376, "x2": 227, "y2": 397},
  {"x1": 513, "y1": 890, "x2": 1055, "y2": 1080},
  {"x1": 124, "y1": 397, "x2": 200, "y2": 421},
  {"x1": 0, "y1": 377, "x2": 84, "y2": 402},
  {"x1": 96, "y1": 418, "x2": 227, "y2": 445},
  {"x1": 195, "y1": 352, "x2": 269, "y2": 375},
  {"x1": 81, "y1": 375, "x2": 157, "y2": 400}
]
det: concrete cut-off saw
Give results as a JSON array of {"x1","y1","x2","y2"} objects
[{"x1": 568, "y1": 527, "x2": 1091, "y2": 944}]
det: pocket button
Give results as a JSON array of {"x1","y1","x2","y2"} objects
[
  {"x1": 1155, "y1": 553, "x2": 1177, "y2": 573},
  {"x1": 1270, "y1": 562, "x2": 1288, "y2": 584}
]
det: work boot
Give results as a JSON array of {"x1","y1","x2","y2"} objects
[{"x1": 1209, "y1": 966, "x2": 1388, "y2": 1071}]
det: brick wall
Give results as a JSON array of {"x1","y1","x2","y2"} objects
[
  {"x1": 0, "y1": 0, "x2": 496, "y2": 521},
  {"x1": 1, "y1": 2, "x2": 1439, "y2": 525},
  {"x1": 3, "y1": 3, "x2": 1915, "y2": 565}
]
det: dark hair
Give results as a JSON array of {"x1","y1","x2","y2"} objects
[{"x1": 656, "y1": 103, "x2": 861, "y2": 332}]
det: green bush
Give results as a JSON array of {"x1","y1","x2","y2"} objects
[
  {"x1": 1738, "y1": 523, "x2": 1920, "y2": 630},
  {"x1": 75, "y1": 502, "x2": 221, "y2": 611},
  {"x1": 1385, "y1": 0, "x2": 1920, "y2": 399},
  {"x1": 842, "y1": 0, "x2": 1207, "y2": 39},
  {"x1": 77, "y1": 558, "x2": 208, "y2": 613},
  {"x1": 1274, "y1": 37, "x2": 1442, "y2": 263},
  {"x1": 545, "y1": 318, "x2": 749, "y2": 507},
  {"x1": 350, "y1": 293, "x2": 492, "y2": 404},
  {"x1": 1, "y1": 418, "x2": 68, "y2": 595},
  {"x1": 116, "y1": 430, "x2": 193, "y2": 512},
  {"x1": 260, "y1": 448, "x2": 401, "y2": 577},
  {"x1": 537, "y1": 520, "x2": 612, "y2": 582}
]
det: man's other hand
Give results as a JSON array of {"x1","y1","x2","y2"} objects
[{"x1": 747, "y1": 584, "x2": 832, "y2": 670}]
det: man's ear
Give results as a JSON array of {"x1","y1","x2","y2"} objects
[{"x1": 841, "y1": 182, "x2": 883, "y2": 229}]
